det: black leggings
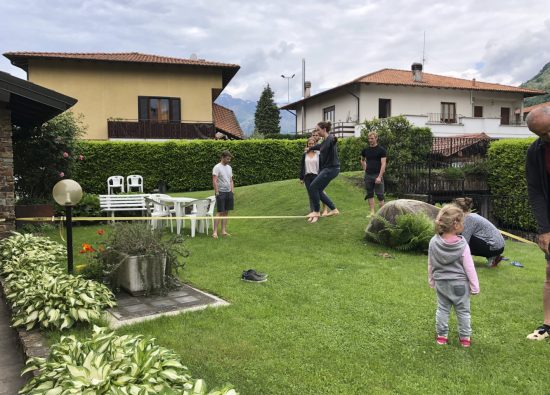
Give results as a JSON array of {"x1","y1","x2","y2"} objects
[{"x1": 469, "y1": 235, "x2": 504, "y2": 258}]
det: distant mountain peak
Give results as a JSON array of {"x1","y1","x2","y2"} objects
[{"x1": 522, "y1": 61, "x2": 550, "y2": 107}]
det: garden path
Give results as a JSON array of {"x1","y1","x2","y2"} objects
[{"x1": 0, "y1": 294, "x2": 28, "y2": 394}]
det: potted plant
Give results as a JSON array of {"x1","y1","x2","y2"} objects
[{"x1": 100, "y1": 223, "x2": 188, "y2": 296}]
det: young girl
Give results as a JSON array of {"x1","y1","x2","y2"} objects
[
  {"x1": 428, "y1": 204, "x2": 480, "y2": 347},
  {"x1": 299, "y1": 138, "x2": 327, "y2": 220}
]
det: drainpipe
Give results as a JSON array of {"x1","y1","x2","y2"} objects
[{"x1": 347, "y1": 84, "x2": 360, "y2": 123}]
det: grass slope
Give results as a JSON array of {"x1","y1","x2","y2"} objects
[{"x1": 45, "y1": 173, "x2": 548, "y2": 394}]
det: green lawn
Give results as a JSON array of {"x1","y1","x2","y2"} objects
[{"x1": 44, "y1": 172, "x2": 549, "y2": 394}]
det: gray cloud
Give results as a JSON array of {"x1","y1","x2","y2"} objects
[{"x1": 1, "y1": 0, "x2": 550, "y2": 102}]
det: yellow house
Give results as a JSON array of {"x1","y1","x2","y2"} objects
[{"x1": 3, "y1": 52, "x2": 244, "y2": 140}]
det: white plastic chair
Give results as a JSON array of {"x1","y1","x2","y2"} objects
[
  {"x1": 186, "y1": 199, "x2": 211, "y2": 237},
  {"x1": 145, "y1": 197, "x2": 174, "y2": 232},
  {"x1": 205, "y1": 195, "x2": 216, "y2": 235},
  {"x1": 127, "y1": 175, "x2": 144, "y2": 193},
  {"x1": 107, "y1": 176, "x2": 125, "y2": 194}
]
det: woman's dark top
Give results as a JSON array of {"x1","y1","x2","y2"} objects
[{"x1": 309, "y1": 134, "x2": 340, "y2": 170}]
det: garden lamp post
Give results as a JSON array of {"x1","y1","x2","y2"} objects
[
  {"x1": 52, "y1": 179, "x2": 82, "y2": 274},
  {"x1": 281, "y1": 74, "x2": 295, "y2": 103}
]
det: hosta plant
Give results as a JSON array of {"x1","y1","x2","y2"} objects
[
  {"x1": 5, "y1": 267, "x2": 116, "y2": 330},
  {"x1": 0, "y1": 232, "x2": 66, "y2": 268},
  {"x1": 21, "y1": 326, "x2": 238, "y2": 395},
  {"x1": 0, "y1": 249, "x2": 62, "y2": 276},
  {"x1": 365, "y1": 212, "x2": 434, "y2": 252}
]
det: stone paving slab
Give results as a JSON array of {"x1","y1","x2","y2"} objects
[{"x1": 106, "y1": 283, "x2": 229, "y2": 328}]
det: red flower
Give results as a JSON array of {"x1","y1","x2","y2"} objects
[
  {"x1": 79, "y1": 155, "x2": 84, "y2": 161},
  {"x1": 79, "y1": 243, "x2": 95, "y2": 253},
  {"x1": 59, "y1": 172, "x2": 65, "y2": 177},
  {"x1": 97, "y1": 229, "x2": 105, "y2": 236},
  {"x1": 63, "y1": 152, "x2": 69, "y2": 158}
]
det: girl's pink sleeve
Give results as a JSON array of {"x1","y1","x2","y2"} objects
[
  {"x1": 462, "y1": 244, "x2": 480, "y2": 294},
  {"x1": 428, "y1": 257, "x2": 435, "y2": 288}
]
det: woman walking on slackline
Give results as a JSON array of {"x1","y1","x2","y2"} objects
[{"x1": 306, "y1": 121, "x2": 340, "y2": 224}]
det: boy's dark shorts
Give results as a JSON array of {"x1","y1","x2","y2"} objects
[{"x1": 216, "y1": 191, "x2": 234, "y2": 212}]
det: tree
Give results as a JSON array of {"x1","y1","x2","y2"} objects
[{"x1": 254, "y1": 84, "x2": 281, "y2": 135}]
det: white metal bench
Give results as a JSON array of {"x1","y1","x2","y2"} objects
[{"x1": 99, "y1": 194, "x2": 149, "y2": 220}]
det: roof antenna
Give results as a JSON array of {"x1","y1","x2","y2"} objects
[{"x1": 422, "y1": 31, "x2": 426, "y2": 67}]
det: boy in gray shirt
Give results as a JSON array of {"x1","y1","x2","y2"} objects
[{"x1": 212, "y1": 150, "x2": 234, "y2": 238}]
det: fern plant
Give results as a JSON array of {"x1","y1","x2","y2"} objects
[{"x1": 366, "y1": 212, "x2": 434, "y2": 252}]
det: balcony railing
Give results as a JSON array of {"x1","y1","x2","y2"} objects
[
  {"x1": 501, "y1": 117, "x2": 526, "y2": 126},
  {"x1": 297, "y1": 121, "x2": 357, "y2": 138},
  {"x1": 427, "y1": 113, "x2": 462, "y2": 124},
  {"x1": 107, "y1": 119, "x2": 216, "y2": 139}
]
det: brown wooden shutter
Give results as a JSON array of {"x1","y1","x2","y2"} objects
[
  {"x1": 170, "y1": 98, "x2": 181, "y2": 122},
  {"x1": 138, "y1": 97, "x2": 148, "y2": 121}
]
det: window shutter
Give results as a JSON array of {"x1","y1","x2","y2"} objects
[
  {"x1": 138, "y1": 97, "x2": 148, "y2": 121},
  {"x1": 170, "y1": 98, "x2": 181, "y2": 122}
]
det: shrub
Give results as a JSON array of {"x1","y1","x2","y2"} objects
[
  {"x1": 55, "y1": 193, "x2": 102, "y2": 219},
  {"x1": 21, "y1": 326, "x2": 238, "y2": 395},
  {"x1": 0, "y1": 232, "x2": 66, "y2": 268},
  {"x1": 487, "y1": 138, "x2": 537, "y2": 231},
  {"x1": 13, "y1": 112, "x2": 86, "y2": 202},
  {"x1": 365, "y1": 212, "x2": 434, "y2": 252},
  {"x1": 359, "y1": 116, "x2": 433, "y2": 178}
]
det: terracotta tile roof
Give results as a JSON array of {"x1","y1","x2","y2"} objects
[
  {"x1": 353, "y1": 69, "x2": 545, "y2": 94},
  {"x1": 432, "y1": 133, "x2": 492, "y2": 157},
  {"x1": 3, "y1": 51, "x2": 240, "y2": 88},
  {"x1": 212, "y1": 103, "x2": 244, "y2": 139},
  {"x1": 281, "y1": 68, "x2": 546, "y2": 110},
  {"x1": 517, "y1": 101, "x2": 550, "y2": 114},
  {"x1": 4, "y1": 51, "x2": 239, "y2": 68}
]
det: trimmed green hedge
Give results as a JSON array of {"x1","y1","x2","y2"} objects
[
  {"x1": 71, "y1": 139, "x2": 365, "y2": 195},
  {"x1": 487, "y1": 138, "x2": 537, "y2": 231}
]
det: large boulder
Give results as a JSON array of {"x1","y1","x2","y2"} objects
[{"x1": 366, "y1": 199, "x2": 440, "y2": 234}]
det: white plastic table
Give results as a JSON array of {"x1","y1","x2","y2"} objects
[{"x1": 159, "y1": 197, "x2": 197, "y2": 236}]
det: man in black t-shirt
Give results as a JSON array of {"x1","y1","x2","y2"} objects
[{"x1": 360, "y1": 131, "x2": 387, "y2": 216}]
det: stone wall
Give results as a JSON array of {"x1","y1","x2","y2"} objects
[{"x1": 0, "y1": 107, "x2": 15, "y2": 238}]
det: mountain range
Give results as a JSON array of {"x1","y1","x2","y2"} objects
[
  {"x1": 521, "y1": 61, "x2": 550, "y2": 107},
  {"x1": 215, "y1": 93, "x2": 295, "y2": 136}
]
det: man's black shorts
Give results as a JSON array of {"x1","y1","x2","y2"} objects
[{"x1": 216, "y1": 191, "x2": 234, "y2": 212}]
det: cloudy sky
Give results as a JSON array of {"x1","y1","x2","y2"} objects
[{"x1": 1, "y1": 0, "x2": 550, "y2": 103}]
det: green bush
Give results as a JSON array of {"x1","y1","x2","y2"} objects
[
  {"x1": 487, "y1": 138, "x2": 537, "y2": 231},
  {"x1": 71, "y1": 139, "x2": 365, "y2": 195},
  {"x1": 21, "y1": 326, "x2": 237, "y2": 395},
  {"x1": 365, "y1": 213, "x2": 434, "y2": 252},
  {"x1": 359, "y1": 116, "x2": 433, "y2": 178},
  {"x1": 55, "y1": 193, "x2": 101, "y2": 219},
  {"x1": 13, "y1": 112, "x2": 86, "y2": 202}
]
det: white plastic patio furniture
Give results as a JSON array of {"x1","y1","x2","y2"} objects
[
  {"x1": 127, "y1": 175, "x2": 144, "y2": 193},
  {"x1": 107, "y1": 176, "x2": 125, "y2": 194},
  {"x1": 205, "y1": 195, "x2": 217, "y2": 235},
  {"x1": 144, "y1": 196, "x2": 174, "y2": 232},
  {"x1": 186, "y1": 199, "x2": 211, "y2": 237},
  {"x1": 158, "y1": 196, "x2": 197, "y2": 235}
]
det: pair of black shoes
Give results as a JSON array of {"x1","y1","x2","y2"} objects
[{"x1": 241, "y1": 269, "x2": 268, "y2": 282}]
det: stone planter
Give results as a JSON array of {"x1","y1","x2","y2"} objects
[
  {"x1": 15, "y1": 204, "x2": 55, "y2": 228},
  {"x1": 117, "y1": 253, "x2": 166, "y2": 296}
]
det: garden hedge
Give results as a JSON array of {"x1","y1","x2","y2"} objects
[
  {"x1": 487, "y1": 138, "x2": 537, "y2": 231},
  {"x1": 72, "y1": 138, "x2": 365, "y2": 195}
]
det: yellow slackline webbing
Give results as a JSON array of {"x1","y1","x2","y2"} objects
[
  {"x1": 499, "y1": 229, "x2": 537, "y2": 246},
  {"x1": 15, "y1": 215, "x2": 310, "y2": 221}
]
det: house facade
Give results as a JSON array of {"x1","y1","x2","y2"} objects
[
  {"x1": 3, "y1": 52, "x2": 244, "y2": 140},
  {"x1": 281, "y1": 64, "x2": 546, "y2": 138}
]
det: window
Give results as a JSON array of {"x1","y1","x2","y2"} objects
[
  {"x1": 323, "y1": 106, "x2": 335, "y2": 123},
  {"x1": 138, "y1": 96, "x2": 181, "y2": 122},
  {"x1": 441, "y1": 102, "x2": 456, "y2": 123},
  {"x1": 378, "y1": 99, "x2": 391, "y2": 118},
  {"x1": 500, "y1": 107, "x2": 510, "y2": 125},
  {"x1": 474, "y1": 106, "x2": 483, "y2": 117}
]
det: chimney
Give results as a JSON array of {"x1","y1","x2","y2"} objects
[
  {"x1": 411, "y1": 63, "x2": 423, "y2": 82},
  {"x1": 472, "y1": 78, "x2": 476, "y2": 86},
  {"x1": 304, "y1": 81, "x2": 312, "y2": 98}
]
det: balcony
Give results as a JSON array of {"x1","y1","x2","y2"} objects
[
  {"x1": 297, "y1": 121, "x2": 358, "y2": 138},
  {"x1": 427, "y1": 113, "x2": 463, "y2": 125},
  {"x1": 107, "y1": 119, "x2": 216, "y2": 140}
]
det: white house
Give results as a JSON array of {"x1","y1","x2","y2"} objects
[{"x1": 281, "y1": 64, "x2": 546, "y2": 138}]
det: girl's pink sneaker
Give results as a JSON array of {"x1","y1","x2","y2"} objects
[
  {"x1": 460, "y1": 338, "x2": 471, "y2": 348},
  {"x1": 436, "y1": 336, "x2": 448, "y2": 345}
]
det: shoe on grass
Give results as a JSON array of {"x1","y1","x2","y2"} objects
[
  {"x1": 436, "y1": 336, "x2": 448, "y2": 345},
  {"x1": 526, "y1": 325, "x2": 550, "y2": 340},
  {"x1": 241, "y1": 271, "x2": 267, "y2": 283},
  {"x1": 242, "y1": 269, "x2": 268, "y2": 279},
  {"x1": 459, "y1": 338, "x2": 471, "y2": 348}
]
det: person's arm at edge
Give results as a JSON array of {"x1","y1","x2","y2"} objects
[
  {"x1": 378, "y1": 157, "x2": 387, "y2": 179},
  {"x1": 526, "y1": 144, "x2": 550, "y2": 234},
  {"x1": 428, "y1": 257, "x2": 435, "y2": 288},
  {"x1": 212, "y1": 174, "x2": 219, "y2": 195},
  {"x1": 462, "y1": 244, "x2": 479, "y2": 294}
]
